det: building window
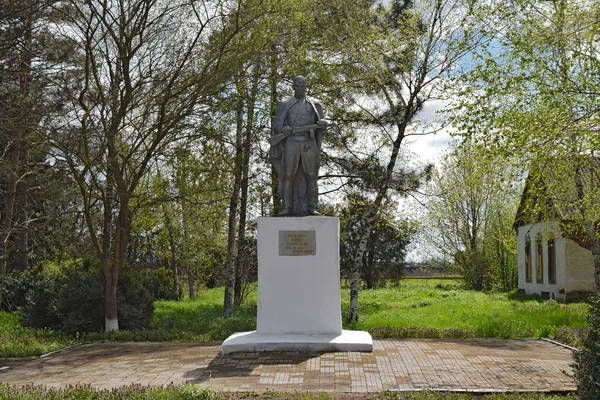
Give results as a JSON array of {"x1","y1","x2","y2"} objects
[
  {"x1": 525, "y1": 236, "x2": 532, "y2": 283},
  {"x1": 536, "y1": 235, "x2": 543, "y2": 283},
  {"x1": 548, "y1": 239, "x2": 556, "y2": 284}
]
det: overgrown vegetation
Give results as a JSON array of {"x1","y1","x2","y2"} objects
[
  {"x1": 3, "y1": 260, "x2": 155, "y2": 335},
  {"x1": 150, "y1": 281, "x2": 586, "y2": 345},
  {"x1": 0, "y1": 383, "x2": 580, "y2": 400},
  {"x1": 0, "y1": 280, "x2": 588, "y2": 358},
  {"x1": 0, "y1": 312, "x2": 75, "y2": 358},
  {"x1": 572, "y1": 293, "x2": 600, "y2": 400}
]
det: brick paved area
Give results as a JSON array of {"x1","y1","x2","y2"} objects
[{"x1": 0, "y1": 339, "x2": 575, "y2": 393}]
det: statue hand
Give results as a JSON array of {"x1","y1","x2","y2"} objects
[
  {"x1": 317, "y1": 119, "x2": 331, "y2": 127},
  {"x1": 282, "y1": 125, "x2": 292, "y2": 133}
]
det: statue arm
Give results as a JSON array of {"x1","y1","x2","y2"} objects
[{"x1": 272, "y1": 100, "x2": 289, "y2": 136}]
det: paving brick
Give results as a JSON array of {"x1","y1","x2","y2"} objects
[{"x1": 0, "y1": 339, "x2": 576, "y2": 393}]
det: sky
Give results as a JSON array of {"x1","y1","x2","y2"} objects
[
  {"x1": 404, "y1": 99, "x2": 454, "y2": 166},
  {"x1": 401, "y1": 99, "x2": 455, "y2": 262}
]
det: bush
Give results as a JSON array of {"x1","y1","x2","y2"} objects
[
  {"x1": 116, "y1": 267, "x2": 154, "y2": 331},
  {"x1": 0, "y1": 270, "x2": 37, "y2": 312},
  {"x1": 139, "y1": 267, "x2": 179, "y2": 301},
  {"x1": 572, "y1": 292, "x2": 600, "y2": 400},
  {"x1": 21, "y1": 265, "x2": 63, "y2": 330},
  {"x1": 455, "y1": 249, "x2": 491, "y2": 291},
  {"x1": 20, "y1": 259, "x2": 154, "y2": 334}
]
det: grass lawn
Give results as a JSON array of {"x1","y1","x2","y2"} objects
[
  {"x1": 0, "y1": 312, "x2": 76, "y2": 358},
  {"x1": 151, "y1": 280, "x2": 587, "y2": 345},
  {"x1": 0, "y1": 279, "x2": 588, "y2": 357}
]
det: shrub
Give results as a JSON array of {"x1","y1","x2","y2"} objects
[
  {"x1": 139, "y1": 266, "x2": 179, "y2": 300},
  {"x1": 58, "y1": 260, "x2": 105, "y2": 334},
  {"x1": 21, "y1": 265, "x2": 63, "y2": 330},
  {"x1": 21, "y1": 259, "x2": 153, "y2": 334},
  {"x1": 572, "y1": 292, "x2": 600, "y2": 400},
  {"x1": 116, "y1": 267, "x2": 154, "y2": 331},
  {"x1": 0, "y1": 270, "x2": 37, "y2": 312},
  {"x1": 455, "y1": 248, "x2": 491, "y2": 291}
]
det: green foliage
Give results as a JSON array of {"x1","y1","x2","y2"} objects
[
  {"x1": 572, "y1": 293, "x2": 600, "y2": 400},
  {"x1": 342, "y1": 283, "x2": 586, "y2": 343},
  {"x1": 0, "y1": 280, "x2": 589, "y2": 356},
  {"x1": 0, "y1": 383, "x2": 580, "y2": 400},
  {"x1": 0, "y1": 270, "x2": 36, "y2": 312},
  {"x1": 21, "y1": 264, "x2": 63, "y2": 330},
  {"x1": 0, "y1": 311, "x2": 75, "y2": 358},
  {"x1": 131, "y1": 146, "x2": 230, "y2": 297},
  {"x1": 0, "y1": 383, "x2": 215, "y2": 400},
  {"x1": 455, "y1": 249, "x2": 490, "y2": 291},
  {"x1": 338, "y1": 193, "x2": 415, "y2": 288},
  {"x1": 20, "y1": 259, "x2": 153, "y2": 334},
  {"x1": 152, "y1": 286, "x2": 256, "y2": 340},
  {"x1": 451, "y1": 0, "x2": 600, "y2": 281},
  {"x1": 138, "y1": 267, "x2": 180, "y2": 301},
  {"x1": 423, "y1": 142, "x2": 519, "y2": 292},
  {"x1": 150, "y1": 282, "x2": 586, "y2": 344}
]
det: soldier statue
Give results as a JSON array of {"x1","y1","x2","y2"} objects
[{"x1": 269, "y1": 76, "x2": 331, "y2": 216}]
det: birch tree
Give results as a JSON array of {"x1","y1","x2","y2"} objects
[
  {"x1": 423, "y1": 142, "x2": 519, "y2": 290},
  {"x1": 343, "y1": 0, "x2": 486, "y2": 321},
  {"x1": 452, "y1": 0, "x2": 600, "y2": 291}
]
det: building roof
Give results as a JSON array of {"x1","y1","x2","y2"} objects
[{"x1": 513, "y1": 157, "x2": 600, "y2": 230}]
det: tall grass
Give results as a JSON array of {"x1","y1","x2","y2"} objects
[
  {"x1": 152, "y1": 286, "x2": 257, "y2": 340},
  {"x1": 344, "y1": 281, "x2": 587, "y2": 340},
  {"x1": 0, "y1": 280, "x2": 587, "y2": 357},
  {"x1": 151, "y1": 280, "x2": 587, "y2": 343},
  {"x1": 0, "y1": 312, "x2": 76, "y2": 358}
]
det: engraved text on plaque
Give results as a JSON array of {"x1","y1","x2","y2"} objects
[{"x1": 278, "y1": 230, "x2": 316, "y2": 256}]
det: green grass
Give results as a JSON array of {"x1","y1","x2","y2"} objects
[
  {"x1": 0, "y1": 383, "x2": 579, "y2": 400},
  {"x1": 0, "y1": 312, "x2": 76, "y2": 358},
  {"x1": 0, "y1": 280, "x2": 588, "y2": 357},
  {"x1": 150, "y1": 285, "x2": 258, "y2": 340},
  {"x1": 149, "y1": 280, "x2": 587, "y2": 345},
  {"x1": 344, "y1": 282, "x2": 588, "y2": 342}
]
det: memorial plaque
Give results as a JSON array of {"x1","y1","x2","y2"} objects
[{"x1": 278, "y1": 230, "x2": 316, "y2": 256}]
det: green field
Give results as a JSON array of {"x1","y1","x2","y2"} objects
[
  {"x1": 151, "y1": 280, "x2": 587, "y2": 344},
  {"x1": 0, "y1": 279, "x2": 588, "y2": 358}
]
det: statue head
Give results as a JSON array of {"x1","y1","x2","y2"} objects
[{"x1": 293, "y1": 76, "x2": 307, "y2": 99}]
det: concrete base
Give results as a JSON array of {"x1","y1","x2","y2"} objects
[
  {"x1": 257, "y1": 217, "x2": 342, "y2": 335},
  {"x1": 222, "y1": 330, "x2": 373, "y2": 355}
]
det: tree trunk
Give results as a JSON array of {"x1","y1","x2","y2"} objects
[
  {"x1": 187, "y1": 268, "x2": 196, "y2": 300},
  {"x1": 234, "y1": 66, "x2": 258, "y2": 307},
  {"x1": 172, "y1": 260, "x2": 180, "y2": 301},
  {"x1": 163, "y1": 205, "x2": 180, "y2": 301},
  {"x1": 104, "y1": 267, "x2": 119, "y2": 332},
  {"x1": 365, "y1": 233, "x2": 376, "y2": 289},
  {"x1": 104, "y1": 200, "x2": 130, "y2": 332},
  {"x1": 0, "y1": 7, "x2": 32, "y2": 304},
  {"x1": 0, "y1": 172, "x2": 17, "y2": 307},
  {"x1": 14, "y1": 172, "x2": 29, "y2": 271},
  {"x1": 269, "y1": 46, "x2": 283, "y2": 215},
  {"x1": 349, "y1": 113, "x2": 412, "y2": 322},
  {"x1": 224, "y1": 77, "x2": 244, "y2": 318}
]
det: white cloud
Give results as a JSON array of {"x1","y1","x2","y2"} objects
[{"x1": 404, "y1": 99, "x2": 454, "y2": 166}]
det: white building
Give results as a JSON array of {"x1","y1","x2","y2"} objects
[{"x1": 514, "y1": 165, "x2": 597, "y2": 302}]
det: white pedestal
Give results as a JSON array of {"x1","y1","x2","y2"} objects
[
  {"x1": 222, "y1": 330, "x2": 373, "y2": 354},
  {"x1": 222, "y1": 216, "x2": 372, "y2": 354}
]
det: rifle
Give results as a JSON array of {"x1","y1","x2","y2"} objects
[{"x1": 268, "y1": 124, "x2": 321, "y2": 147}]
